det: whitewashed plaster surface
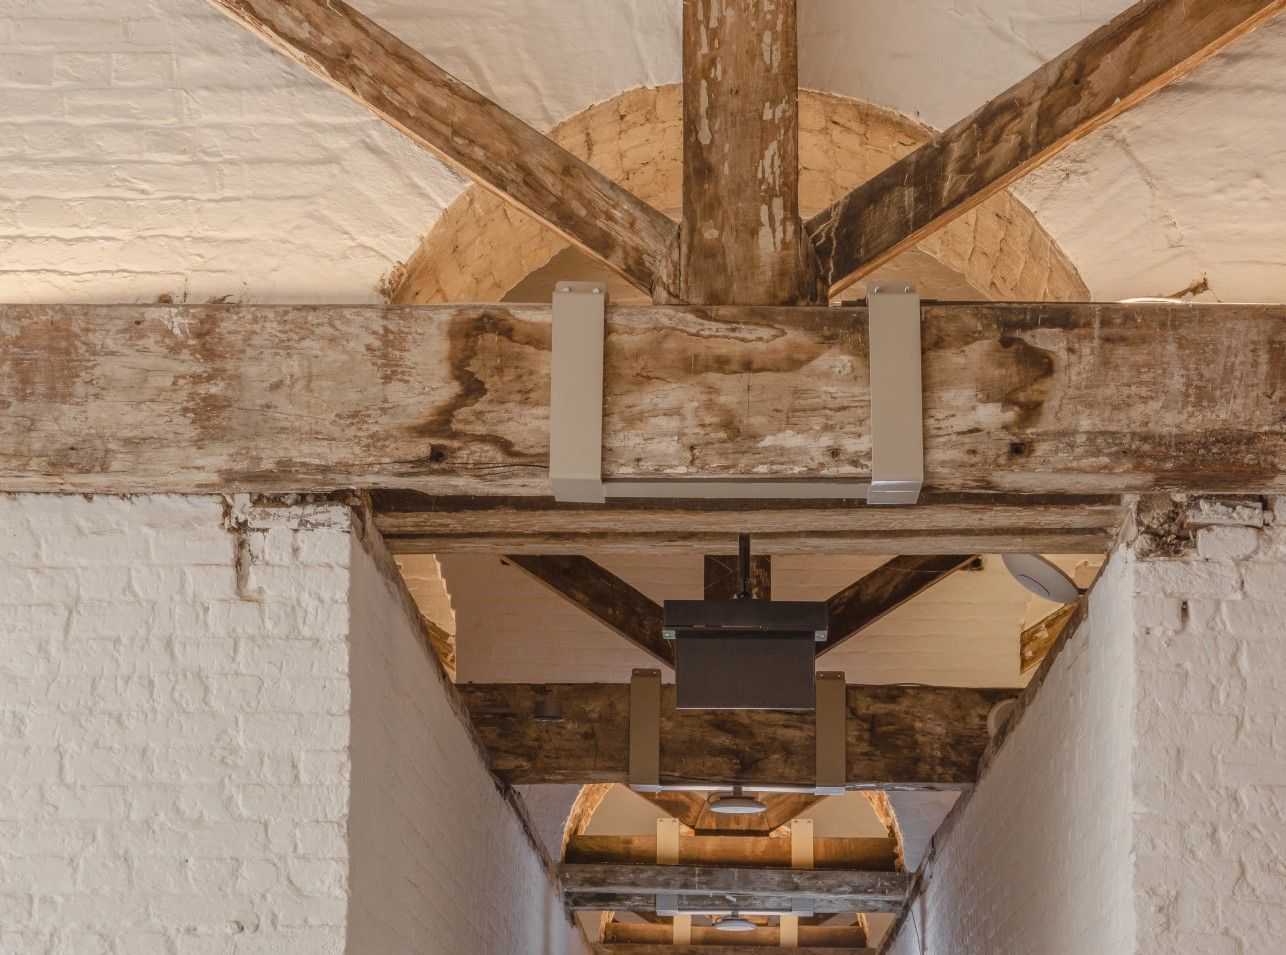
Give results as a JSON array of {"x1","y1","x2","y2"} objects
[{"x1": 4, "y1": 0, "x2": 1286, "y2": 303}]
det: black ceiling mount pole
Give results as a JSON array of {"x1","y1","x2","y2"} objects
[{"x1": 737, "y1": 533, "x2": 751, "y2": 600}]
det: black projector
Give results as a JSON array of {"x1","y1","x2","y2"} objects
[{"x1": 663, "y1": 599, "x2": 828, "y2": 710}]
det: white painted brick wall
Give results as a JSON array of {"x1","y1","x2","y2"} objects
[
  {"x1": 347, "y1": 526, "x2": 590, "y2": 955},
  {"x1": 885, "y1": 498, "x2": 1286, "y2": 954},
  {"x1": 0, "y1": 494, "x2": 353, "y2": 954},
  {"x1": 0, "y1": 494, "x2": 586, "y2": 954},
  {"x1": 884, "y1": 549, "x2": 1136, "y2": 955}
]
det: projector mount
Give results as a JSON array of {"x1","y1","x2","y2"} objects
[{"x1": 548, "y1": 281, "x2": 925, "y2": 505}]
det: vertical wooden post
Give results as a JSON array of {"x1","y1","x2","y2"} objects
[{"x1": 680, "y1": 0, "x2": 821, "y2": 305}]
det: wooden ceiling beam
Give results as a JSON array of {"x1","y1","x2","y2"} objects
[
  {"x1": 679, "y1": 0, "x2": 821, "y2": 305},
  {"x1": 806, "y1": 0, "x2": 1286, "y2": 294},
  {"x1": 203, "y1": 0, "x2": 678, "y2": 298},
  {"x1": 502, "y1": 555, "x2": 673, "y2": 666},
  {"x1": 818, "y1": 554, "x2": 977, "y2": 656},
  {"x1": 4, "y1": 302, "x2": 1281, "y2": 498},
  {"x1": 599, "y1": 924, "x2": 870, "y2": 950},
  {"x1": 566, "y1": 833, "x2": 897, "y2": 871},
  {"x1": 562, "y1": 864, "x2": 909, "y2": 914},
  {"x1": 1020, "y1": 601, "x2": 1082, "y2": 675},
  {"x1": 459, "y1": 682, "x2": 1013, "y2": 788}
]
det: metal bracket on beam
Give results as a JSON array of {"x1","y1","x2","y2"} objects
[
  {"x1": 814, "y1": 672, "x2": 847, "y2": 795},
  {"x1": 629, "y1": 668, "x2": 662, "y2": 792},
  {"x1": 548, "y1": 279, "x2": 924, "y2": 504}
]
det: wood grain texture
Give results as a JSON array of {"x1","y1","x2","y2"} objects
[
  {"x1": 807, "y1": 0, "x2": 1286, "y2": 293},
  {"x1": 680, "y1": 0, "x2": 820, "y2": 305},
  {"x1": 1019, "y1": 600, "x2": 1081, "y2": 674},
  {"x1": 503, "y1": 555, "x2": 673, "y2": 666},
  {"x1": 594, "y1": 946, "x2": 872, "y2": 955},
  {"x1": 204, "y1": 0, "x2": 678, "y2": 297},
  {"x1": 374, "y1": 492, "x2": 1123, "y2": 555},
  {"x1": 3, "y1": 302, "x2": 1282, "y2": 497},
  {"x1": 638, "y1": 791, "x2": 825, "y2": 836},
  {"x1": 819, "y1": 555, "x2": 977, "y2": 656},
  {"x1": 561, "y1": 864, "x2": 909, "y2": 913},
  {"x1": 565, "y1": 834, "x2": 897, "y2": 871},
  {"x1": 458, "y1": 682, "x2": 1013, "y2": 787},
  {"x1": 599, "y1": 926, "x2": 869, "y2": 949},
  {"x1": 704, "y1": 554, "x2": 772, "y2": 600}
]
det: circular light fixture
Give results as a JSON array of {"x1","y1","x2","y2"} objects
[
  {"x1": 714, "y1": 914, "x2": 756, "y2": 933},
  {"x1": 987, "y1": 699, "x2": 1017, "y2": 738},
  {"x1": 531, "y1": 699, "x2": 564, "y2": 723},
  {"x1": 708, "y1": 786, "x2": 767, "y2": 816},
  {"x1": 1002, "y1": 554, "x2": 1081, "y2": 604}
]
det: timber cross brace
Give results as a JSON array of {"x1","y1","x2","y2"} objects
[{"x1": 3, "y1": 0, "x2": 1278, "y2": 515}]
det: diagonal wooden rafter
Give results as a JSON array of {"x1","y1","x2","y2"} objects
[
  {"x1": 204, "y1": 0, "x2": 679, "y2": 298},
  {"x1": 503, "y1": 555, "x2": 674, "y2": 666},
  {"x1": 806, "y1": 0, "x2": 1286, "y2": 294},
  {"x1": 817, "y1": 555, "x2": 977, "y2": 657},
  {"x1": 1019, "y1": 600, "x2": 1081, "y2": 674}
]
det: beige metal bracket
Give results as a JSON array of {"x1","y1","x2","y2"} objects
[
  {"x1": 548, "y1": 280, "x2": 924, "y2": 504},
  {"x1": 814, "y1": 671, "x2": 847, "y2": 795},
  {"x1": 629, "y1": 668, "x2": 662, "y2": 792}
]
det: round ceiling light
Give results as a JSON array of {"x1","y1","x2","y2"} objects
[
  {"x1": 714, "y1": 914, "x2": 757, "y2": 933},
  {"x1": 708, "y1": 788, "x2": 767, "y2": 815},
  {"x1": 1001, "y1": 554, "x2": 1081, "y2": 604}
]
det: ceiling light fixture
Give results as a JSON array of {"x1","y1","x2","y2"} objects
[
  {"x1": 714, "y1": 910, "x2": 756, "y2": 933},
  {"x1": 707, "y1": 786, "x2": 768, "y2": 816},
  {"x1": 1002, "y1": 554, "x2": 1081, "y2": 604}
]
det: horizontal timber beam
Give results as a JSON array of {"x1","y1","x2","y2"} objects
[
  {"x1": 373, "y1": 492, "x2": 1122, "y2": 555},
  {"x1": 459, "y1": 682, "x2": 1015, "y2": 788},
  {"x1": 593, "y1": 947, "x2": 873, "y2": 955},
  {"x1": 204, "y1": 0, "x2": 677, "y2": 297},
  {"x1": 565, "y1": 833, "x2": 897, "y2": 871},
  {"x1": 562, "y1": 864, "x2": 908, "y2": 914},
  {"x1": 807, "y1": 0, "x2": 1286, "y2": 293},
  {"x1": 2, "y1": 302, "x2": 1281, "y2": 497}
]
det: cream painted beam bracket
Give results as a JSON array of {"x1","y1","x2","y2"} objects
[{"x1": 549, "y1": 283, "x2": 925, "y2": 504}]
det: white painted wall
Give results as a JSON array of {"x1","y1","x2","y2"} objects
[
  {"x1": 0, "y1": 494, "x2": 354, "y2": 953},
  {"x1": 884, "y1": 498, "x2": 1286, "y2": 954},
  {"x1": 348, "y1": 526, "x2": 589, "y2": 955},
  {"x1": 0, "y1": 494, "x2": 586, "y2": 955},
  {"x1": 4, "y1": 0, "x2": 1285, "y2": 305}
]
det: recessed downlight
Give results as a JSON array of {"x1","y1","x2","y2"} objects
[
  {"x1": 708, "y1": 787, "x2": 767, "y2": 815},
  {"x1": 714, "y1": 914, "x2": 756, "y2": 933}
]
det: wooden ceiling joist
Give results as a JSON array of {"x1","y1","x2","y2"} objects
[
  {"x1": 599, "y1": 925, "x2": 870, "y2": 951},
  {"x1": 679, "y1": 0, "x2": 819, "y2": 305},
  {"x1": 374, "y1": 492, "x2": 1123, "y2": 555},
  {"x1": 562, "y1": 864, "x2": 909, "y2": 914},
  {"x1": 459, "y1": 681, "x2": 1013, "y2": 787},
  {"x1": 819, "y1": 554, "x2": 976, "y2": 656},
  {"x1": 806, "y1": 0, "x2": 1286, "y2": 293},
  {"x1": 502, "y1": 555, "x2": 673, "y2": 666},
  {"x1": 1020, "y1": 600, "x2": 1082, "y2": 675},
  {"x1": 565, "y1": 833, "x2": 898, "y2": 872},
  {"x1": 7, "y1": 302, "x2": 1281, "y2": 500},
  {"x1": 204, "y1": 0, "x2": 678, "y2": 297}
]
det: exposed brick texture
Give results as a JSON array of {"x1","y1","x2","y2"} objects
[
  {"x1": 884, "y1": 498, "x2": 1286, "y2": 955},
  {"x1": 0, "y1": 494, "x2": 585, "y2": 954},
  {"x1": 392, "y1": 86, "x2": 1088, "y2": 305}
]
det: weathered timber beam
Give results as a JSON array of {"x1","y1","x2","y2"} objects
[
  {"x1": 818, "y1": 555, "x2": 977, "y2": 656},
  {"x1": 680, "y1": 0, "x2": 819, "y2": 305},
  {"x1": 373, "y1": 492, "x2": 1123, "y2": 555},
  {"x1": 593, "y1": 946, "x2": 873, "y2": 955},
  {"x1": 203, "y1": 0, "x2": 677, "y2": 297},
  {"x1": 503, "y1": 555, "x2": 673, "y2": 666},
  {"x1": 459, "y1": 682, "x2": 1013, "y2": 788},
  {"x1": 565, "y1": 834, "x2": 897, "y2": 871},
  {"x1": 562, "y1": 864, "x2": 909, "y2": 914},
  {"x1": 637, "y1": 791, "x2": 826, "y2": 835},
  {"x1": 3, "y1": 302, "x2": 1281, "y2": 497},
  {"x1": 599, "y1": 923, "x2": 870, "y2": 949},
  {"x1": 1020, "y1": 601, "x2": 1081, "y2": 675},
  {"x1": 807, "y1": 0, "x2": 1286, "y2": 293}
]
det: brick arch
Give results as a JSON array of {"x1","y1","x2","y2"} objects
[{"x1": 389, "y1": 86, "x2": 1086, "y2": 304}]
